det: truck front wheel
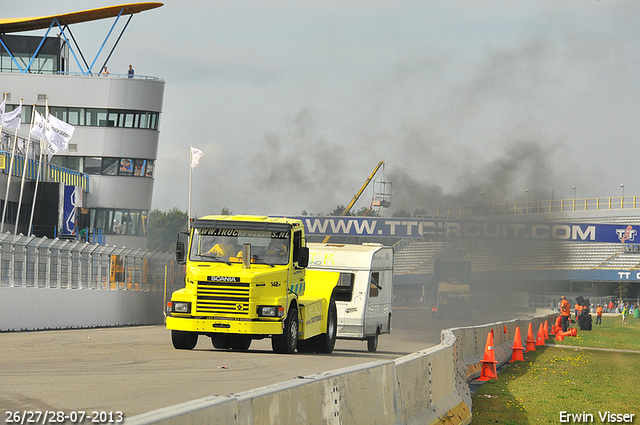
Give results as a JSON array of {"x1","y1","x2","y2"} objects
[
  {"x1": 211, "y1": 335, "x2": 231, "y2": 349},
  {"x1": 272, "y1": 305, "x2": 298, "y2": 354},
  {"x1": 230, "y1": 337, "x2": 252, "y2": 351},
  {"x1": 172, "y1": 330, "x2": 198, "y2": 350},
  {"x1": 314, "y1": 298, "x2": 337, "y2": 354}
]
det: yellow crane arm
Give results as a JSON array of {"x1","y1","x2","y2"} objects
[{"x1": 322, "y1": 161, "x2": 385, "y2": 243}]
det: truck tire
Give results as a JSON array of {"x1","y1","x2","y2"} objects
[
  {"x1": 230, "y1": 337, "x2": 252, "y2": 351},
  {"x1": 314, "y1": 298, "x2": 337, "y2": 354},
  {"x1": 211, "y1": 335, "x2": 231, "y2": 349},
  {"x1": 172, "y1": 330, "x2": 198, "y2": 350},
  {"x1": 296, "y1": 339, "x2": 315, "y2": 353},
  {"x1": 367, "y1": 328, "x2": 379, "y2": 353},
  {"x1": 272, "y1": 305, "x2": 298, "y2": 354}
]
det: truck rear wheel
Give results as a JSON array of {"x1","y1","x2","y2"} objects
[
  {"x1": 172, "y1": 330, "x2": 198, "y2": 350},
  {"x1": 314, "y1": 298, "x2": 337, "y2": 354},
  {"x1": 367, "y1": 328, "x2": 379, "y2": 353},
  {"x1": 272, "y1": 305, "x2": 298, "y2": 354}
]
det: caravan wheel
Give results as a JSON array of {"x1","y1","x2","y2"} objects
[{"x1": 367, "y1": 328, "x2": 379, "y2": 353}]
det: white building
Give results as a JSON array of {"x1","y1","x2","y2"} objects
[{"x1": 0, "y1": 3, "x2": 165, "y2": 249}]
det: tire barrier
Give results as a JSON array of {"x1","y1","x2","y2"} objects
[{"x1": 126, "y1": 312, "x2": 557, "y2": 425}]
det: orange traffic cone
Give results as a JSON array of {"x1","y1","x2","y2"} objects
[
  {"x1": 510, "y1": 326, "x2": 524, "y2": 362},
  {"x1": 535, "y1": 323, "x2": 545, "y2": 346},
  {"x1": 535, "y1": 325, "x2": 545, "y2": 346},
  {"x1": 477, "y1": 331, "x2": 498, "y2": 381},
  {"x1": 550, "y1": 323, "x2": 556, "y2": 335},
  {"x1": 543, "y1": 321, "x2": 549, "y2": 340},
  {"x1": 525, "y1": 323, "x2": 536, "y2": 352},
  {"x1": 555, "y1": 332, "x2": 564, "y2": 341},
  {"x1": 555, "y1": 315, "x2": 562, "y2": 333},
  {"x1": 556, "y1": 328, "x2": 577, "y2": 338}
]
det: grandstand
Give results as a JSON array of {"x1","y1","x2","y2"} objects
[{"x1": 393, "y1": 196, "x2": 640, "y2": 307}]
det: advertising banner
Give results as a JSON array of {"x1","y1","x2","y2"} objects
[
  {"x1": 292, "y1": 216, "x2": 640, "y2": 244},
  {"x1": 62, "y1": 185, "x2": 82, "y2": 235}
]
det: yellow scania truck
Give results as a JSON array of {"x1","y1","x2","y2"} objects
[{"x1": 166, "y1": 215, "x2": 339, "y2": 354}]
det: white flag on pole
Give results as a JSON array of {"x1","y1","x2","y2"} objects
[
  {"x1": 30, "y1": 110, "x2": 47, "y2": 140},
  {"x1": 2, "y1": 104, "x2": 22, "y2": 129},
  {"x1": 0, "y1": 100, "x2": 5, "y2": 120},
  {"x1": 45, "y1": 114, "x2": 75, "y2": 161},
  {"x1": 191, "y1": 146, "x2": 204, "y2": 168}
]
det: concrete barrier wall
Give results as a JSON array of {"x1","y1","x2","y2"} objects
[
  {"x1": 127, "y1": 312, "x2": 558, "y2": 425},
  {"x1": 0, "y1": 287, "x2": 164, "y2": 331}
]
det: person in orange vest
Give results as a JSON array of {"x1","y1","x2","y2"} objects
[
  {"x1": 575, "y1": 303, "x2": 582, "y2": 321},
  {"x1": 561, "y1": 296, "x2": 571, "y2": 332},
  {"x1": 595, "y1": 304, "x2": 603, "y2": 325}
]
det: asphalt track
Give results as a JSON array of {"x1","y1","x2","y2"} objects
[{"x1": 1, "y1": 301, "x2": 523, "y2": 418}]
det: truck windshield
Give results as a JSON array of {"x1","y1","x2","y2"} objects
[{"x1": 189, "y1": 228, "x2": 291, "y2": 266}]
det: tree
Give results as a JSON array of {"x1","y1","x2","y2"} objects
[
  {"x1": 329, "y1": 204, "x2": 351, "y2": 216},
  {"x1": 392, "y1": 209, "x2": 412, "y2": 218},
  {"x1": 413, "y1": 208, "x2": 428, "y2": 217},
  {"x1": 147, "y1": 207, "x2": 188, "y2": 253},
  {"x1": 355, "y1": 206, "x2": 379, "y2": 217}
]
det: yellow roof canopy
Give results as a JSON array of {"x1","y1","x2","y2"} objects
[{"x1": 0, "y1": 3, "x2": 163, "y2": 34}]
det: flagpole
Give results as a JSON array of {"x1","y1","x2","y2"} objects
[
  {"x1": 28, "y1": 100, "x2": 47, "y2": 236},
  {"x1": 28, "y1": 140, "x2": 44, "y2": 236},
  {"x1": 188, "y1": 144, "x2": 192, "y2": 230},
  {"x1": 0, "y1": 94, "x2": 5, "y2": 229},
  {"x1": 1, "y1": 98, "x2": 23, "y2": 233},
  {"x1": 15, "y1": 105, "x2": 36, "y2": 234},
  {"x1": 0, "y1": 93, "x2": 6, "y2": 140}
]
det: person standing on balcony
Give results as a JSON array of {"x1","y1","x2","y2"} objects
[{"x1": 127, "y1": 64, "x2": 134, "y2": 78}]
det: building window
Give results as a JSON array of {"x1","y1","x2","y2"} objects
[
  {"x1": 119, "y1": 159, "x2": 134, "y2": 176},
  {"x1": 133, "y1": 159, "x2": 146, "y2": 176},
  {"x1": 15, "y1": 105, "x2": 159, "y2": 130},
  {"x1": 88, "y1": 208, "x2": 148, "y2": 235},
  {"x1": 102, "y1": 158, "x2": 119, "y2": 175},
  {"x1": 49, "y1": 156, "x2": 156, "y2": 178},
  {"x1": 145, "y1": 161, "x2": 155, "y2": 178},
  {"x1": 84, "y1": 157, "x2": 102, "y2": 174}
]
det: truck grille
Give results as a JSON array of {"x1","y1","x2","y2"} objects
[{"x1": 196, "y1": 281, "x2": 250, "y2": 315}]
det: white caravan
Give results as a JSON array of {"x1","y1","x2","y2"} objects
[{"x1": 307, "y1": 242, "x2": 394, "y2": 352}]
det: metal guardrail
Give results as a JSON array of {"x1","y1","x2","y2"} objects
[
  {"x1": 438, "y1": 196, "x2": 640, "y2": 218},
  {"x1": 0, "y1": 233, "x2": 183, "y2": 292}
]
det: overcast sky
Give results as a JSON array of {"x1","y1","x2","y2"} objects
[{"x1": 6, "y1": 1, "x2": 640, "y2": 217}]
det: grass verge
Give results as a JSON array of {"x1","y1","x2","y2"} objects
[{"x1": 471, "y1": 316, "x2": 640, "y2": 424}]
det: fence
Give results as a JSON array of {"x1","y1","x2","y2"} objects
[
  {"x1": 438, "y1": 196, "x2": 640, "y2": 218},
  {"x1": 0, "y1": 233, "x2": 183, "y2": 292}
]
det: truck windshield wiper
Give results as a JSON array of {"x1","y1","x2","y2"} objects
[
  {"x1": 252, "y1": 256, "x2": 275, "y2": 267},
  {"x1": 198, "y1": 253, "x2": 231, "y2": 265}
]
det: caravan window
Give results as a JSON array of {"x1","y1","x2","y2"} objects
[
  {"x1": 335, "y1": 273, "x2": 354, "y2": 302},
  {"x1": 369, "y1": 272, "x2": 381, "y2": 298}
]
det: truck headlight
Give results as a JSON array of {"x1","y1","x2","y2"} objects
[
  {"x1": 172, "y1": 302, "x2": 191, "y2": 314},
  {"x1": 258, "y1": 305, "x2": 284, "y2": 317}
]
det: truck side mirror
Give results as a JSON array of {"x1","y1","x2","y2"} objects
[
  {"x1": 176, "y1": 232, "x2": 189, "y2": 265},
  {"x1": 297, "y1": 246, "x2": 309, "y2": 268},
  {"x1": 176, "y1": 242, "x2": 185, "y2": 264}
]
